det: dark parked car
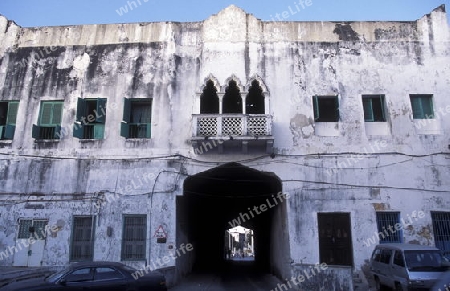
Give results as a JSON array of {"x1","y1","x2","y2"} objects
[{"x1": 0, "y1": 261, "x2": 167, "y2": 291}]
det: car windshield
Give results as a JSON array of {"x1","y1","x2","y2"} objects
[
  {"x1": 46, "y1": 269, "x2": 68, "y2": 283},
  {"x1": 404, "y1": 250, "x2": 447, "y2": 271}
]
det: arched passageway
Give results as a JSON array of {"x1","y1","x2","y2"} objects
[{"x1": 176, "y1": 163, "x2": 290, "y2": 280}]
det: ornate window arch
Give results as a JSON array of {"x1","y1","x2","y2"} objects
[{"x1": 222, "y1": 77, "x2": 243, "y2": 114}]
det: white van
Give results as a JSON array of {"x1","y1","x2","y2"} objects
[{"x1": 370, "y1": 243, "x2": 448, "y2": 291}]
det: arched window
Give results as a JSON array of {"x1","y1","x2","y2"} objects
[
  {"x1": 200, "y1": 80, "x2": 219, "y2": 114},
  {"x1": 222, "y1": 80, "x2": 242, "y2": 114},
  {"x1": 245, "y1": 80, "x2": 265, "y2": 114}
]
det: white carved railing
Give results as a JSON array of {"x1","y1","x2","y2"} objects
[{"x1": 193, "y1": 114, "x2": 272, "y2": 137}]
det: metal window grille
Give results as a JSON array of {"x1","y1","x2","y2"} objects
[
  {"x1": 71, "y1": 216, "x2": 94, "y2": 261},
  {"x1": 39, "y1": 126, "x2": 56, "y2": 139},
  {"x1": 376, "y1": 212, "x2": 402, "y2": 243},
  {"x1": 17, "y1": 219, "x2": 48, "y2": 239},
  {"x1": 17, "y1": 219, "x2": 33, "y2": 239},
  {"x1": 431, "y1": 212, "x2": 450, "y2": 257},
  {"x1": 122, "y1": 215, "x2": 146, "y2": 260}
]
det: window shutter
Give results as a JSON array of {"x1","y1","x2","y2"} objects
[
  {"x1": 145, "y1": 123, "x2": 151, "y2": 138},
  {"x1": 334, "y1": 96, "x2": 340, "y2": 122},
  {"x1": 362, "y1": 98, "x2": 374, "y2": 122},
  {"x1": 421, "y1": 97, "x2": 434, "y2": 119},
  {"x1": 40, "y1": 103, "x2": 53, "y2": 125},
  {"x1": 52, "y1": 102, "x2": 63, "y2": 124},
  {"x1": 6, "y1": 101, "x2": 19, "y2": 124},
  {"x1": 76, "y1": 98, "x2": 86, "y2": 122},
  {"x1": 0, "y1": 126, "x2": 3, "y2": 139},
  {"x1": 410, "y1": 97, "x2": 423, "y2": 119},
  {"x1": 4, "y1": 124, "x2": 16, "y2": 139},
  {"x1": 123, "y1": 98, "x2": 131, "y2": 123},
  {"x1": 120, "y1": 121, "x2": 129, "y2": 138},
  {"x1": 32, "y1": 124, "x2": 41, "y2": 139},
  {"x1": 313, "y1": 95, "x2": 320, "y2": 121},
  {"x1": 379, "y1": 95, "x2": 386, "y2": 121},
  {"x1": 96, "y1": 98, "x2": 107, "y2": 123},
  {"x1": 94, "y1": 124, "x2": 104, "y2": 139},
  {"x1": 73, "y1": 122, "x2": 84, "y2": 139}
]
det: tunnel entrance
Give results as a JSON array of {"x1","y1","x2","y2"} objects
[{"x1": 176, "y1": 162, "x2": 290, "y2": 280}]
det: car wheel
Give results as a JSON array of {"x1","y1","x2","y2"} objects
[{"x1": 395, "y1": 283, "x2": 404, "y2": 291}]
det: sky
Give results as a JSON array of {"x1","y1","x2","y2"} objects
[{"x1": 0, "y1": 0, "x2": 448, "y2": 27}]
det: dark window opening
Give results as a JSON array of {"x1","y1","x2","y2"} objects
[
  {"x1": 200, "y1": 80, "x2": 219, "y2": 114},
  {"x1": 246, "y1": 80, "x2": 265, "y2": 114},
  {"x1": 32, "y1": 101, "x2": 64, "y2": 140},
  {"x1": 393, "y1": 251, "x2": 405, "y2": 267},
  {"x1": 410, "y1": 94, "x2": 434, "y2": 119},
  {"x1": 73, "y1": 98, "x2": 106, "y2": 140},
  {"x1": 432, "y1": 212, "x2": 450, "y2": 258},
  {"x1": 222, "y1": 80, "x2": 242, "y2": 114},
  {"x1": 313, "y1": 95, "x2": 339, "y2": 122},
  {"x1": 318, "y1": 213, "x2": 353, "y2": 266},
  {"x1": 121, "y1": 98, "x2": 152, "y2": 139},
  {"x1": 122, "y1": 215, "x2": 146, "y2": 260},
  {"x1": 376, "y1": 212, "x2": 402, "y2": 243},
  {"x1": 71, "y1": 216, "x2": 94, "y2": 261},
  {"x1": 363, "y1": 95, "x2": 386, "y2": 122},
  {"x1": 0, "y1": 101, "x2": 19, "y2": 140}
]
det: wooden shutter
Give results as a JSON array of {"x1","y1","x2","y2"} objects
[
  {"x1": 40, "y1": 103, "x2": 53, "y2": 125},
  {"x1": 334, "y1": 96, "x2": 340, "y2": 122},
  {"x1": 123, "y1": 98, "x2": 131, "y2": 123},
  {"x1": 76, "y1": 98, "x2": 86, "y2": 122},
  {"x1": 73, "y1": 122, "x2": 84, "y2": 139},
  {"x1": 421, "y1": 96, "x2": 434, "y2": 118},
  {"x1": 6, "y1": 101, "x2": 19, "y2": 124},
  {"x1": 362, "y1": 98, "x2": 374, "y2": 122},
  {"x1": 96, "y1": 98, "x2": 107, "y2": 123},
  {"x1": 120, "y1": 121, "x2": 129, "y2": 138},
  {"x1": 410, "y1": 97, "x2": 423, "y2": 119},
  {"x1": 4, "y1": 124, "x2": 16, "y2": 139},
  {"x1": 52, "y1": 102, "x2": 63, "y2": 124},
  {"x1": 94, "y1": 124, "x2": 104, "y2": 139},
  {"x1": 313, "y1": 95, "x2": 320, "y2": 121},
  {"x1": 32, "y1": 124, "x2": 41, "y2": 138}
]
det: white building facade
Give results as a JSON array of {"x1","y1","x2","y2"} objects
[{"x1": 0, "y1": 5, "x2": 449, "y2": 289}]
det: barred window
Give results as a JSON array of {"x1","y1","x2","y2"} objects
[
  {"x1": 122, "y1": 215, "x2": 147, "y2": 260},
  {"x1": 376, "y1": 212, "x2": 402, "y2": 243},
  {"x1": 431, "y1": 212, "x2": 450, "y2": 257},
  {"x1": 71, "y1": 216, "x2": 95, "y2": 261}
]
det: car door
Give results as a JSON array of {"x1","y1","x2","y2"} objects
[
  {"x1": 89, "y1": 267, "x2": 127, "y2": 291},
  {"x1": 392, "y1": 250, "x2": 408, "y2": 288},
  {"x1": 61, "y1": 267, "x2": 94, "y2": 291},
  {"x1": 378, "y1": 249, "x2": 394, "y2": 287}
]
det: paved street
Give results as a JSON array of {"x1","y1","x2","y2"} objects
[{"x1": 169, "y1": 259, "x2": 283, "y2": 291}]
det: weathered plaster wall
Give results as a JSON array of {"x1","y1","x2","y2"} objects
[{"x1": 0, "y1": 4, "x2": 449, "y2": 288}]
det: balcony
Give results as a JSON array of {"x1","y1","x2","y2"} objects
[{"x1": 191, "y1": 114, "x2": 273, "y2": 154}]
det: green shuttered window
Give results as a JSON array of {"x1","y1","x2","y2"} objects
[
  {"x1": 0, "y1": 101, "x2": 19, "y2": 140},
  {"x1": 410, "y1": 94, "x2": 434, "y2": 119},
  {"x1": 32, "y1": 101, "x2": 64, "y2": 140},
  {"x1": 120, "y1": 98, "x2": 152, "y2": 139},
  {"x1": 73, "y1": 98, "x2": 107, "y2": 140}
]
